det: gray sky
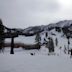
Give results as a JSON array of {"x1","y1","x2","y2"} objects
[{"x1": 0, "y1": 0, "x2": 72, "y2": 28}]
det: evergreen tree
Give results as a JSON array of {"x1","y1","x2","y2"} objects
[
  {"x1": 55, "y1": 38, "x2": 58, "y2": 46},
  {"x1": 0, "y1": 19, "x2": 4, "y2": 52},
  {"x1": 35, "y1": 33, "x2": 41, "y2": 45},
  {"x1": 45, "y1": 32, "x2": 48, "y2": 37},
  {"x1": 46, "y1": 37, "x2": 54, "y2": 53},
  {"x1": 66, "y1": 36, "x2": 70, "y2": 54}
]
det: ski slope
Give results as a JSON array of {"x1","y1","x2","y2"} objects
[{"x1": 0, "y1": 47, "x2": 72, "y2": 72}]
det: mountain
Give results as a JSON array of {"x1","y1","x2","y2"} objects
[
  {"x1": 56, "y1": 20, "x2": 72, "y2": 27},
  {"x1": 18, "y1": 20, "x2": 71, "y2": 37},
  {"x1": 3, "y1": 20, "x2": 72, "y2": 37}
]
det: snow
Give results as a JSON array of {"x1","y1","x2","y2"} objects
[
  {"x1": 0, "y1": 47, "x2": 72, "y2": 72},
  {"x1": 5, "y1": 35, "x2": 36, "y2": 44},
  {"x1": 40, "y1": 28, "x2": 72, "y2": 52}
]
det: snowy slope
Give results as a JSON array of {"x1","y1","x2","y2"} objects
[
  {"x1": 0, "y1": 48, "x2": 72, "y2": 72},
  {"x1": 40, "y1": 27, "x2": 72, "y2": 55}
]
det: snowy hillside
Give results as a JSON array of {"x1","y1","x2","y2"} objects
[
  {"x1": 40, "y1": 27, "x2": 72, "y2": 55},
  {"x1": 22, "y1": 20, "x2": 72, "y2": 34}
]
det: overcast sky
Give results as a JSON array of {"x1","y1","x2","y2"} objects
[{"x1": 0, "y1": 0, "x2": 72, "y2": 28}]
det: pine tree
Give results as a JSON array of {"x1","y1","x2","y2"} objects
[
  {"x1": 35, "y1": 33, "x2": 41, "y2": 45},
  {"x1": 0, "y1": 19, "x2": 4, "y2": 52},
  {"x1": 67, "y1": 36, "x2": 70, "y2": 54},
  {"x1": 45, "y1": 32, "x2": 48, "y2": 37},
  {"x1": 46, "y1": 37, "x2": 54, "y2": 53},
  {"x1": 55, "y1": 38, "x2": 58, "y2": 46}
]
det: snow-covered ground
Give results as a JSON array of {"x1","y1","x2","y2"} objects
[
  {"x1": 0, "y1": 47, "x2": 72, "y2": 72},
  {"x1": 5, "y1": 35, "x2": 36, "y2": 44}
]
